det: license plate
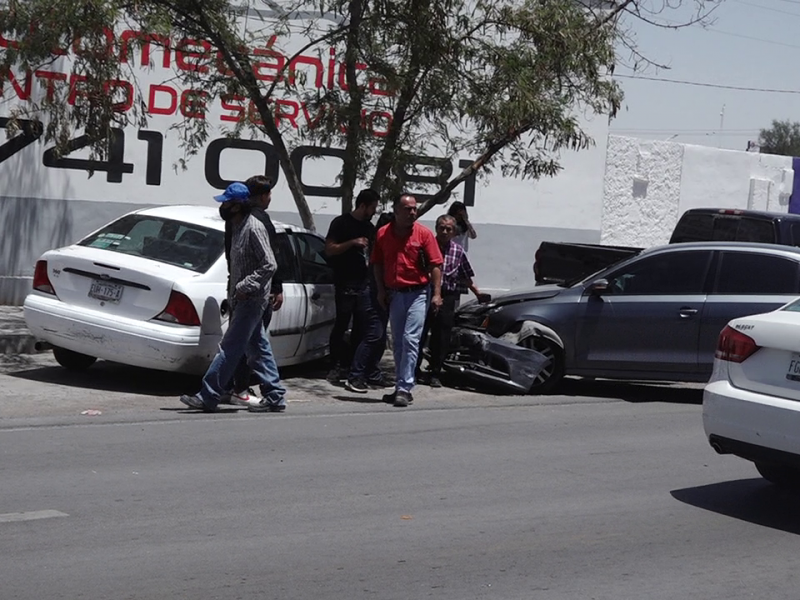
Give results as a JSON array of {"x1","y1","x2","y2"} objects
[
  {"x1": 88, "y1": 280, "x2": 123, "y2": 303},
  {"x1": 787, "y1": 353, "x2": 800, "y2": 381}
]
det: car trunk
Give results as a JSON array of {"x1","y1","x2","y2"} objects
[
  {"x1": 44, "y1": 246, "x2": 197, "y2": 321},
  {"x1": 729, "y1": 313, "x2": 800, "y2": 402}
]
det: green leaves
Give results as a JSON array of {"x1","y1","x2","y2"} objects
[
  {"x1": 0, "y1": 0, "x2": 717, "y2": 225},
  {"x1": 758, "y1": 120, "x2": 800, "y2": 158}
]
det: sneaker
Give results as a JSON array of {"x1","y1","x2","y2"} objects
[
  {"x1": 179, "y1": 394, "x2": 215, "y2": 412},
  {"x1": 326, "y1": 367, "x2": 346, "y2": 383},
  {"x1": 393, "y1": 390, "x2": 412, "y2": 408},
  {"x1": 382, "y1": 391, "x2": 396, "y2": 404},
  {"x1": 228, "y1": 389, "x2": 258, "y2": 407},
  {"x1": 345, "y1": 379, "x2": 368, "y2": 394},
  {"x1": 367, "y1": 374, "x2": 391, "y2": 388},
  {"x1": 428, "y1": 375, "x2": 442, "y2": 388},
  {"x1": 247, "y1": 398, "x2": 287, "y2": 413}
]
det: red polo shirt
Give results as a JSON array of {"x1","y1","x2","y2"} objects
[{"x1": 371, "y1": 222, "x2": 443, "y2": 288}]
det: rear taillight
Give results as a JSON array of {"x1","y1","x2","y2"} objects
[
  {"x1": 32, "y1": 260, "x2": 55, "y2": 294},
  {"x1": 155, "y1": 291, "x2": 201, "y2": 326},
  {"x1": 715, "y1": 325, "x2": 760, "y2": 363}
]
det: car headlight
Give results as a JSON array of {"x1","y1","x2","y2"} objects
[{"x1": 456, "y1": 304, "x2": 499, "y2": 329}]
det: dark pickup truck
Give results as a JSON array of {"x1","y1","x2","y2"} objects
[{"x1": 534, "y1": 208, "x2": 800, "y2": 285}]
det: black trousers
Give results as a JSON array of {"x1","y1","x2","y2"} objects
[
  {"x1": 329, "y1": 284, "x2": 385, "y2": 379},
  {"x1": 418, "y1": 292, "x2": 459, "y2": 375}
]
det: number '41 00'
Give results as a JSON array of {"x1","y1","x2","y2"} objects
[{"x1": 0, "y1": 117, "x2": 477, "y2": 205}]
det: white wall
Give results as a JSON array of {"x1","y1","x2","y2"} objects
[{"x1": 601, "y1": 135, "x2": 794, "y2": 247}]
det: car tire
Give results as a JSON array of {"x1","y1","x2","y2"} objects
[
  {"x1": 53, "y1": 347, "x2": 97, "y2": 371},
  {"x1": 518, "y1": 336, "x2": 565, "y2": 395},
  {"x1": 755, "y1": 462, "x2": 800, "y2": 489}
]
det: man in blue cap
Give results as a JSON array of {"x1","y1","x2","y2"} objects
[
  {"x1": 179, "y1": 182, "x2": 283, "y2": 413},
  {"x1": 221, "y1": 175, "x2": 287, "y2": 411}
]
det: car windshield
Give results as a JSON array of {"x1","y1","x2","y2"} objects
[
  {"x1": 78, "y1": 214, "x2": 225, "y2": 273},
  {"x1": 782, "y1": 298, "x2": 800, "y2": 313}
]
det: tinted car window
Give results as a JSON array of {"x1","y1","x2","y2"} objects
[
  {"x1": 671, "y1": 214, "x2": 715, "y2": 243},
  {"x1": 294, "y1": 233, "x2": 334, "y2": 285},
  {"x1": 605, "y1": 251, "x2": 710, "y2": 295},
  {"x1": 671, "y1": 213, "x2": 777, "y2": 244},
  {"x1": 714, "y1": 252, "x2": 800, "y2": 295},
  {"x1": 273, "y1": 232, "x2": 299, "y2": 284},
  {"x1": 734, "y1": 218, "x2": 775, "y2": 243},
  {"x1": 78, "y1": 215, "x2": 224, "y2": 273}
]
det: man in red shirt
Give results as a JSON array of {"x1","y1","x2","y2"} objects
[{"x1": 371, "y1": 193, "x2": 443, "y2": 407}]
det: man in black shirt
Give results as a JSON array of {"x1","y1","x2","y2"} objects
[{"x1": 325, "y1": 189, "x2": 386, "y2": 392}]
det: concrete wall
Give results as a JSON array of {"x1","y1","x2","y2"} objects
[
  {"x1": 601, "y1": 135, "x2": 794, "y2": 247},
  {"x1": 0, "y1": 197, "x2": 155, "y2": 305},
  {"x1": 0, "y1": 116, "x2": 610, "y2": 304}
]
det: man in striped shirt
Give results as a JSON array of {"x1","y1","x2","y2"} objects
[
  {"x1": 419, "y1": 214, "x2": 489, "y2": 387},
  {"x1": 180, "y1": 182, "x2": 283, "y2": 413}
]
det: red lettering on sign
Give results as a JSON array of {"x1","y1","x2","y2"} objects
[
  {"x1": 119, "y1": 31, "x2": 171, "y2": 68},
  {"x1": 253, "y1": 43, "x2": 285, "y2": 83},
  {"x1": 220, "y1": 95, "x2": 246, "y2": 123},
  {"x1": 148, "y1": 84, "x2": 177, "y2": 115},
  {"x1": 105, "y1": 80, "x2": 134, "y2": 112},
  {"x1": 0, "y1": 69, "x2": 32, "y2": 101},
  {"x1": 275, "y1": 99, "x2": 299, "y2": 129},
  {"x1": 34, "y1": 70, "x2": 67, "y2": 101},
  {"x1": 176, "y1": 39, "x2": 211, "y2": 73},
  {"x1": 180, "y1": 89, "x2": 208, "y2": 119}
]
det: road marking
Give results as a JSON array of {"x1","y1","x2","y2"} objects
[{"x1": 0, "y1": 510, "x2": 69, "y2": 523}]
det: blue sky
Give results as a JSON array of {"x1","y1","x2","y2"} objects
[{"x1": 609, "y1": 0, "x2": 800, "y2": 151}]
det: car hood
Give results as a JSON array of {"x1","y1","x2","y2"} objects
[{"x1": 460, "y1": 285, "x2": 564, "y2": 313}]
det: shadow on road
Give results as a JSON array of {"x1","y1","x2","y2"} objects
[
  {"x1": 4, "y1": 356, "x2": 336, "y2": 397},
  {"x1": 671, "y1": 478, "x2": 800, "y2": 535},
  {"x1": 4, "y1": 353, "x2": 704, "y2": 405},
  {"x1": 445, "y1": 375, "x2": 705, "y2": 404},
  {"x1": 557, "y1": 378, "x2": 704, "y2": 405}
]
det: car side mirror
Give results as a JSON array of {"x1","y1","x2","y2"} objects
[{"x1": 587, "y1": 279, "x2": 609, "y2": 295}]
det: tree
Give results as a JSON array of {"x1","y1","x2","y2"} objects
[
  {"x1": 758, "y1": 120, "x2": 800, "y2": 158},
  {"x1": 296, "y1": 0, "x2": 722, "y2": 215},
  {"x1": 0, "y1": 0, "x2": 340, "y2": 229},
  {"x1": 0, "y1": 0, "x2": 720, "y2": 228}
]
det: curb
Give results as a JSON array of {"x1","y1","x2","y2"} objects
[
  {"x1": 0, "y1": 332, "x2": 39, "y2": 355},
  {"x1": 0, "y1": 306, "x2": 41, "y2": 356}
]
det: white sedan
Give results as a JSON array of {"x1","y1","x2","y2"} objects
[
  {"x1": 24, "y1": 205, "x2": 335, "y2": 375},
  {"x1": 703, "y1": 298, "x2": 800, "y2": 487}
]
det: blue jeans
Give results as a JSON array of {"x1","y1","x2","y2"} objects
[
  {"x1": 199, "y1": 299, "x2": 286, "y2": 409},
  {"x1": 230, "y1": 304, "x2": 285, "y2": 400},
  {"x1": 388, "y1": 287, "x2": 430, "y2": 393}
]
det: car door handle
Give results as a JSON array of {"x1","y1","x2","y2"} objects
[
  {"x1": 311, "y1": 292, "x2": 321, "y2": 301},
  {"x1": 678, "y1": 307, "x2": 698, "y2": 318}
]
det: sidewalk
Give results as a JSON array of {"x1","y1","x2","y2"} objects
[{"x1": 0, "y1": 306, "x2": 38, "y2": 355}]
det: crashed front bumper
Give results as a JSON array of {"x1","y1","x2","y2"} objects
[{"x1": 442, "y1": 327, "x2": 549, "y2": 393}]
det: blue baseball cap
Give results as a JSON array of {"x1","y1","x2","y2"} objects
[{"x1": 213, "y1": 182, "x2": 250, "y2": 203}]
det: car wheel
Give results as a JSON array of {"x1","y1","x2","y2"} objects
[
  {"x1": 755, "y1": 462, "x2": 800, "y2": 489},
  {"x1": 518, "y1": 336, "x2": 565, "y2": 395},
  {"x1": 52, "y1": 347, "x2": 97, "y2": 371}
]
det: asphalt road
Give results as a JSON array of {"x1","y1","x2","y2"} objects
[{"x1": 1, "y1": 356, "x2": 795, "y2": 600}]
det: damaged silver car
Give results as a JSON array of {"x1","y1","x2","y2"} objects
[{"x1": 444, "y1": 242, "x2": 800, "y2": 394}]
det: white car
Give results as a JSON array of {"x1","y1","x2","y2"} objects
[
  {"x1": 23, "y1": 205, "x2": 335, "y2": 375},
  {"x1": 703, "y1": 298, "x2": 800, "y2": 487}
]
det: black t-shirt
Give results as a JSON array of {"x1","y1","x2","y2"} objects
[{"x1": 325, "y1": 213, "x2": 375, "y2": 287}]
